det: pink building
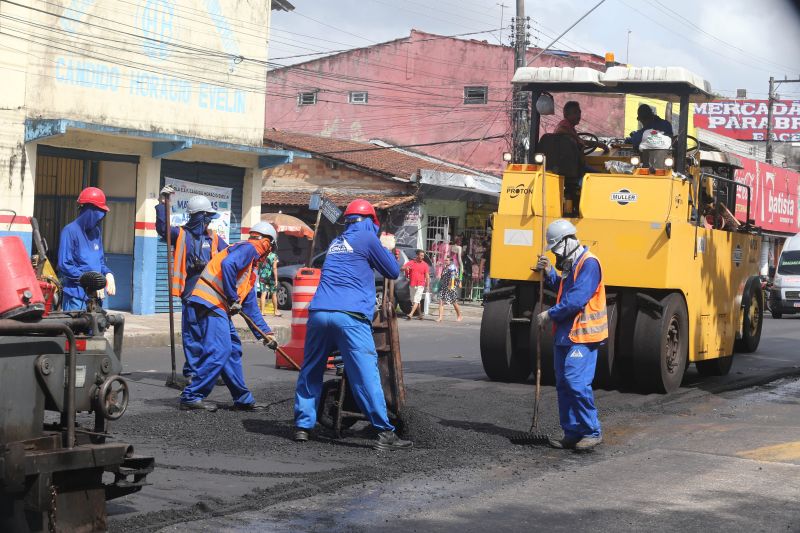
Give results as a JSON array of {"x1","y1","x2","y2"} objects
[{"x1": 265, "y1": 30, "x2": 626, "y2": 175}]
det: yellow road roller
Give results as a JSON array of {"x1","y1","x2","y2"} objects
[{"x1": 481, "y1": 66, "x2": 763, "y2": 393}]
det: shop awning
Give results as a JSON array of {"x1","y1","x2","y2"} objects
[
  {"x1": 415, "y1": 169, "x2": 501, "y2": 202},
  {"x1": 24, "y1": 119, "x2": 308, "y2": 169}
]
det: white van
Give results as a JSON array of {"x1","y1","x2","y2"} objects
[{"x1": 770, "y1": 232, "x2": 800, "y2": 318}]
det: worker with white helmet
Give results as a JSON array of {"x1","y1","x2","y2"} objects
[
  {"x1": 178, "y1": 221, "x2": 279, "y2": 411},
  {"x1": 533, "y1": 219, "x2": 608, "y2": 451},
  {"x1": 58, "y1": 187, "x2": 115, "y2": 310},
  {"x1": 156, "y1": 186, "x2": 227, "y2": 382}
]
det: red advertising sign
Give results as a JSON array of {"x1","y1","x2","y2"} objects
[
  {"x1": 733, "y1": 157, "x2": 800, "y2": 234},
  {"x1": 694, "y1": 100, "x2": 800, "y2": 142}
]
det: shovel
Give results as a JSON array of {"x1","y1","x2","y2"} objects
[{"x1": 163, "y1": 193, "x2": 188, "y2": 391}]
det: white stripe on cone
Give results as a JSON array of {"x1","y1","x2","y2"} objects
[
  {"x1": 293, "y1": 286, "x2": 318, "y2": 295},
  {"x1": 291, "y1": 318, "x2": 308, "y2": 325},
  {"x1": 292, "y1": 301, "x2": 310, "y2": 310}
]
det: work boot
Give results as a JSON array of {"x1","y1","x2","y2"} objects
[
  {"x1": 294, "y1": 428, "x2": 310, "y2": 442},
  {"x1": 232, "y1": 402, "x2": 270, "y2": 411},
  {"x1": 548, "y1": 436, "x2": 579, "y2": 449},
  {"x1": 574, "y1": 436, "x2": 603, "y2": 451},
  {"x1": 374, "y1": 431, "x2": 413, "y2": 451},
  {"x1": 179, "y1": 400, "x2": 218, "y2": 412}
]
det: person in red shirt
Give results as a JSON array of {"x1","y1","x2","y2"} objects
[
  {"x1": 401, "y1": 249, "x2": 430, "y2": 320},
  {"x1": 553, "y1": 101, "x2": 606, "y2": 173}
]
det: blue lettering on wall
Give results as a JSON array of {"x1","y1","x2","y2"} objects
[
  {"x1": 53, "y1": 56, "x2": 246, "y2": 114},
  {"x1": 60, "y1": 0, "x2": 97, "y2": 32},
  {"x1": 138, "y1": 0, "x2": 176, "y2": 60}
]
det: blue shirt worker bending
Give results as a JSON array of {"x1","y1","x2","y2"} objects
[
  {"x1": 293, "y1": 199, "x2": 413, "y2": 451},
  {"x1": 58, "y1": 187, "x2": 115, "y2": 310},
  {"x1": 534, "y1": 219, "x2": 608, "y2": 451},
  {"x1": 156, "y1": 186, "x2": 227, "y2": 382},
  {"x1": 179, "y1": 221, "x2": 279, "y2": 412}
]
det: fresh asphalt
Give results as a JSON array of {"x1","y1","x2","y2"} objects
[{"x1": 107, "y1": 314, "x2": 800, "y2": 532}]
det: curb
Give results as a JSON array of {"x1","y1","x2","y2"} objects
[{"x1": 111, "y1": 325, "x2": 292, "y2": 350}]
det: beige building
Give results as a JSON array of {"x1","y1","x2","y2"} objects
[{"x1": 0, "y1": 0, "x2": 296, "y2": 313}]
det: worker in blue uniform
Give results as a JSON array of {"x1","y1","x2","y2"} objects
[
  {"x1": 626, "y1": 103, "x2": 674, "y2": 150},
  {"x1": 179, "y1": 221, "x2": 279, "y2": 412},
  {"x1": 58, "y1": 187, "x2": 115, "y2": 310},
  {"x1": 534, "y1": 219, "x2": 608, "y2": 451},
  {"x1": 293, "y1": 199, "x2": 413, "y2": 451},
  {"x1": 156, "y1": 186, "x2": 227, "y2": 382}
]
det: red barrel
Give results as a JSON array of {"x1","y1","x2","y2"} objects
[
  {"x1": 0, "y1": 236, "x2": 45, "y2": 319},
  {"x1": 277, "y1": 268, "x2": 321, "y2": 370}
]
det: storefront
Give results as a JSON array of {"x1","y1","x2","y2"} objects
[{"x1": 22, "y1": 120, "x2": 299, "y2": 314}]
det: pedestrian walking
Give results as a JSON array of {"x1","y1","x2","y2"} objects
[
  {"x1": 293, "y1": 199, "x2": 412, "y2": 451},
  {"x1": 533, "y1": 219, "x2": 607, "y2": 451},
  {"x1": 436, "y1": 255, "x2": 463, "y2": 322},
  {"x1": 257, "y1": 249, "x2": 281, "y2": 317},
  {"x1": 58, "y1": 187, "x2": 115, "y2": 310},
  {"x1": 401, "y1": 249, "x2": 430, "y2": 319},
  {"x1": 178, "y1": 222, "x2": 279, "y2": 412},
  {"x1": 155, "y1": 187, "x2": 227, "y2": 382}
]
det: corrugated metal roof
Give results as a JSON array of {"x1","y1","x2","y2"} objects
[
  {"x1": 263, "y1": 130, "x2": 480, "y2": 179},
  {"x1": 262, "y1": 190, "x2": 416, "y2": 209},
  {"x1": 697, "y1": 128, "x2": 786, "y2": 166}
]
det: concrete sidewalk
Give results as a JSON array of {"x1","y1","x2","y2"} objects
[{"x1": 107, "y1": 301, "x2": 484, "y2": 349}]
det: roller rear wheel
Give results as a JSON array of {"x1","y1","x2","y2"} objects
[
  {"x1": 696, "y1": 355, "x2": 734, "y2": 376},
  {"x1": 632, "y1": 293, "x2": 688, "y2": 394},
  {"x1": 480, "y1": 297, "x2": 532, "y2": 382},
  {"x1": 735, "y1": 279, "x2": 763, "y2": 353}
]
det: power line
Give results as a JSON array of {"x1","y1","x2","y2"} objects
[{"x1": 316, "y1": 135, "x2": 505, "y2": 155}]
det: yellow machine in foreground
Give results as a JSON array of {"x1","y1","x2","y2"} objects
[{"x1": 481, "y1": 66, "x2": 764, "y2": 393}]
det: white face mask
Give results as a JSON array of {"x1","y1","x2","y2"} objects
[{"x1": 553, "y1": 237, "x2": 582, "y2": 272}]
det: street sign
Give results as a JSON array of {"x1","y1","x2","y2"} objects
[
  {"x1": 309, "y1": 193, "x2": 321, "y2": 210},
  {"x1": 320, "y1": 197, "x2": 342, "y2": 224}
]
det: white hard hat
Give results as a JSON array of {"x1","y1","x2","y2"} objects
[
  {"x1": 187, "y1": 195, "x2": 217, "y2": 217},
  {"x1": 545, "y1": 219, "x2": 577, "y2": 251},
  {"x1": 250, "y1": 221, "x2": 278, "y2": 243},
  {"x1": 535, "y1": 93, "x2": 555, "y2": 116}
]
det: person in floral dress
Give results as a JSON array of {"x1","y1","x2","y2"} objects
[{"x1": 436, "y1": 255, "x2": 463, "y2": 322}]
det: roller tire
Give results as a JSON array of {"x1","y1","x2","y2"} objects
[
  {"x1": 735, "y1": 278, "x2": 763, "y2": 353},
  {"x1": 529, "y1": 301, "x2": 555, "y2": 386},
  {"x1": 632, "y1": 293, "x2": 688, "y2": 394},
  {"x1": 696, "y1": 355, "x2": 734, "y2": 377},
  {"x1": 480, "y1": 297, "x2": 532, "y2": 382}
]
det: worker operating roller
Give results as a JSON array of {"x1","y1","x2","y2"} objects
[
  {"x1": 534, "y1": 219, "x2": 608, "y2": 451},
  {"x1": 293, "y1": 199, "x2": 413, "y2": 451}
]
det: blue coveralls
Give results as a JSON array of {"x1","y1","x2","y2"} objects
[
  {"x1": 180, "y1": 241, "x2": 273, "y2": 406},
  {"x1": 58, "y1": 206, "x2": 111, "y2": 311},
  {"x1": 543, "y1": 247, "x2": 603, "y2": 440},
  {"x1": 294, "y1": 217, "x2": 400, "y2": 431},
  {"x1": 155, "y1": 204, "x2": 227, "y2": 379}
]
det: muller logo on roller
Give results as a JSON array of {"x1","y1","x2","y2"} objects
[{"x1": 610, "y1": 189, "x2": 638, "y2": 205}]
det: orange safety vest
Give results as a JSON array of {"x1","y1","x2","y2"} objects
[
  {"x1": 170, "y1": 228, "x2": 220, "y2": 298},
  {"x1": 556, "y1": 250, "x2": 608, "y2": 344},
  {"x1": 191, "y1": 239, "x2": 271, "y2": 312}
]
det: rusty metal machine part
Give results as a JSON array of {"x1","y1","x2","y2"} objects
[{"x1": 0, "y1": 271, "x2": 152, "y2": 532}]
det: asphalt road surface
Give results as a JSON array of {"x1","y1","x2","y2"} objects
[{"x1": 107, "y1": 314, "x2": 800, "y2": 532}]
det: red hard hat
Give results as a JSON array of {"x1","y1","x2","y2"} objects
[
  {"x1": 344, "y1": 199, "x2": 378, "y2": 225},
  {"x1": 77, "y1": 187, "x2": 109, "y2": 212}
]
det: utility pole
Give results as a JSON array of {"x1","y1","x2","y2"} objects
[
  {"x1": 511, "y1": 0, "x2": 529, "y2": 163},
  {"x1": 765, "y1": 75, "x2": 800, "y2": 164},
  {"x1": 625, "y1": 30, "x2": 631, "y2": 65}
]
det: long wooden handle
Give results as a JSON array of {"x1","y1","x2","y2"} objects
[
  {"x1": 240, "y1": 311, "x2": 301, "y2": 371},
  {"x1": 164, "y1": 194, "x2": 177, "y2": 380},
  {"x1": 532, "y1": 164, "x2": 547, "y2": 431}
]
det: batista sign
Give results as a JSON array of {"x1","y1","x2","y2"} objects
[
  {"x1": 694, "y1": 99, "x2": 800, "y2": 142},
  {"x1": 733, "y1": 158, "x2": 800, "y2": 234}
]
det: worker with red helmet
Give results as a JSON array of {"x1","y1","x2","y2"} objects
[
  {"x1": 293, "y1": 199, "x2": 413, "y2": 451},
  {"x1": 57, "y1": 187, "x2": 116, "y2": 310}
]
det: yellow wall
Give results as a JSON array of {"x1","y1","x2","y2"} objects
[{"x1": 624, "y1": 95, "x2": 696, "y2": 139}]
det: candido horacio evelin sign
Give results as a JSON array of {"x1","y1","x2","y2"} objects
[{"x1": 694, "y1": 100, "x2": 800, "y2": 142}]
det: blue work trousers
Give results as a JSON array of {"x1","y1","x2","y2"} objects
[
  {"x1": 553, "y1": 343, "x2": 601, "y2": 439},
  {"x1": 181, "y1": 302, "x2": 202, "y2": 379},
  {"x1": 61, "y1": 292, "x2": 86, "y2": 311},
  {"x1": 294, "y1": 310, "x2": 394, "y2": 431},
  {"x1": 180, "y1": 304, "x2": 255, "y2": 406}
]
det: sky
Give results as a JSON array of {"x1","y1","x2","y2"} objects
[{"x1": 270, "y1": 0, "x2": 800, "y2": 100}]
